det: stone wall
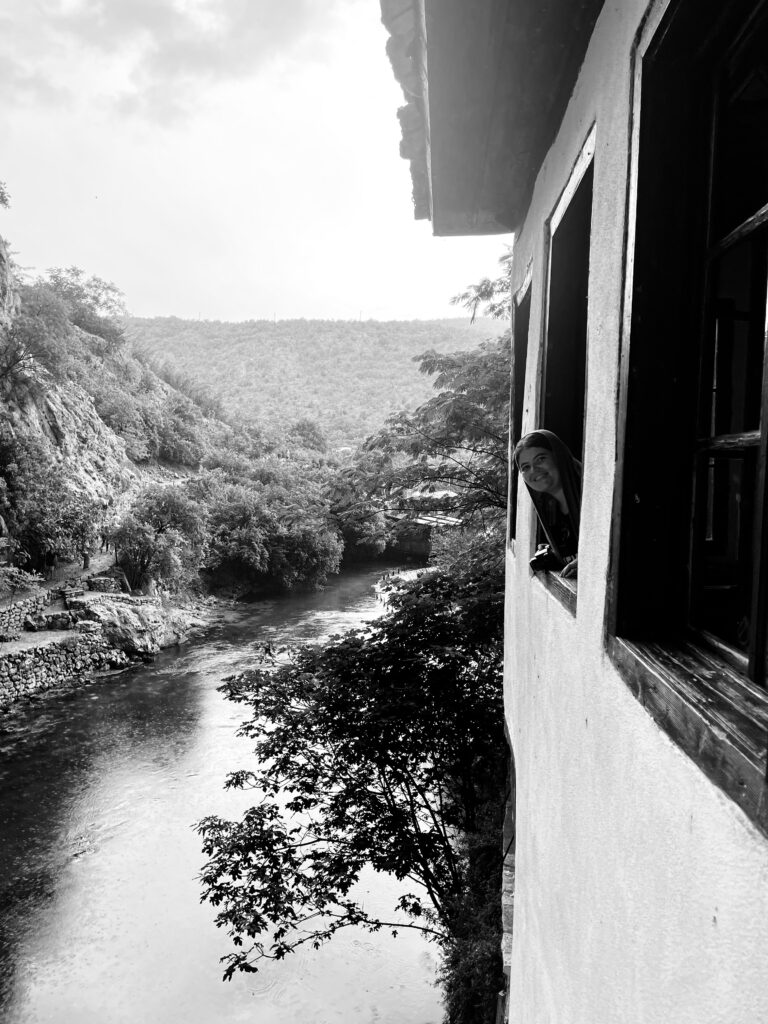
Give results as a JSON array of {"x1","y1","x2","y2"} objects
[
  {"x1": 0, "y1": 627, "x2": 128, "y2": 709},
  {"x1": 87, "y1": 576, "x2": 121, "y2": 593},
  {"x1": 0, "y1": 592, "x2": 204, "y2": 711},
  {"x1": 0, "y1": 592, "x2": 51, "y2": 640}
]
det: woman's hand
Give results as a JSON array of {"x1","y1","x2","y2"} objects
[{"x1": 559, "y1": 557, "x2": 578, "y2": 580}]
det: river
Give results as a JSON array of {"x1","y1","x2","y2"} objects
[{"x1": 0, "y1": 566, "x2": 441, "y2": 1024}]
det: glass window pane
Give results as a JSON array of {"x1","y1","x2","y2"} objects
[
  {"x1": 708, "y1": 234, "x2": 767, "y2": 435},
  {"x1": 696, "y1": 450, "x2": 757, "y2": 651}
]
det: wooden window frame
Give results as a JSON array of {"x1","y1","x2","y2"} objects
[
  {"x1": 522, "y1": 127, "x2": 595, "y2": 613},
  {"x1": 688, "y1": 36, "x2": 768, "y2": 678},
  {"x1": 606, "y1": 0, "x2": 768, "y2": 836},
  {"x1": 535, "y1": 571, "x2": 577, "y2": 616},
  {"x1": 539, "y1": 124, "x2": 596, "y2": 464},
  {"x1": 507, "y1": 267, "x2": 532, "y2": 548}
]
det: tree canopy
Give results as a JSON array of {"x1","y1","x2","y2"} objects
[{"x1": 357, "y1": 336, "x2": 511, "y2": 527}]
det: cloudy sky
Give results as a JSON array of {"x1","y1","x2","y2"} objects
[{"x1": 0, "y1": 0, "x2": 510, "y2": 322}]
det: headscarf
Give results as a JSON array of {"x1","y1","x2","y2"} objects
[{"x1": 513, "y1": 429, "x2": 582, "y2": 561}]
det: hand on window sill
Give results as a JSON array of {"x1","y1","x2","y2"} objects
[{"x1": 559, "y1": 557, "x2": 578, "y2": 580}]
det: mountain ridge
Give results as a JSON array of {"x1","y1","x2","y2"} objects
[{"x1": 128, "y1": 315, "x2": 500, "y2": 448}]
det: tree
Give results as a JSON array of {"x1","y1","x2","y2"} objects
[
  {"x1": 132, "y1": 484, "x2": 208, "y2": 550},
  {"x1": 0, "y1": 283, "x2": 72, "y2": 384},
  {"x1": 45, "y1": 266, "x2": 126, "y2": 349},
  {"x1": 204, "y1": 481, "x2": 270, "y2": 575},
  {"x1": 328, "y1": 245, "x2": 514, "y2": 539},
  {"x1": 0, "y1": 566, "x2": 43, "y2": 602},
  {"x1": 112, "y1": 514, "x2": 187, "y2": 591},
  {"x1": 58, "y1": 492, "x2": 102, "y2": 565},
  {"x1": 0, "y1": 432, "x2": 101, "y2": 568},
  {"x1": 265, "y1": 523, "x2": 343, "y2": 588},
  {"x1": 335, "y1": 336, "x2": 510, "y2": 532},
  {"x1": 198, "y1": 541, "x2": 506, "y2": 981},
  {"x1": 114, "y1": 484, "x2": 208, "y2": 590},
  {"x1": 288, "y1": 417, "x2": 327, "y2": 452},
  {"x1": 157, "y1": 394, "x2": 206, "y2": 466},
  {"x1": 449, "y1": 247, "x2": 512, "y2": 323}
]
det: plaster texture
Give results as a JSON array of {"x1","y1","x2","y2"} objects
[{"x1": 503, "y1": 0, "x2": 768, "y2": 1021}]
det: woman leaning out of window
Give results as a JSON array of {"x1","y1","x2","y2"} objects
[{"x1": 514, "y1": 429, "x2": 581, "y2": 579}]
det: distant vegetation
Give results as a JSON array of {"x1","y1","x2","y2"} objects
[{"x1": 128, "y1": 316, "x2": 496, "y2": 448}]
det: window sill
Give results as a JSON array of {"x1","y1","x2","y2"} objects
[
  {"x1": 533, "y1": 570, "x2": 577, "y2": 616},
  {"x1": 607, "y1": 635, "x2": 768, "y2": 836}
]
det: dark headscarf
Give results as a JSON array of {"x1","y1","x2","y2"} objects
[{"x1": 513, "y1": 429, "x2": 582, "y2": 561}]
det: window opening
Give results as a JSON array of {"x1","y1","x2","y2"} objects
[
  {"x1": 691, "y1": 24, "x2": 768, "y2": 677},
  {"x1": 616, "y1": 1, "x2": 768, "y2": 687},
  {"x1": 541, "y1": 163, "x2": 593, "y2": 460}
]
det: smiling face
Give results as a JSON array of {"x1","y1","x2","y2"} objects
[{"x1": 517, "y1": 446, "x2": 562, "y2": 497}]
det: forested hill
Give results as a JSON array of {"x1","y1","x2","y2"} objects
[{"x1": 128, "y1": 317, "x2": 498, "y2": 448}]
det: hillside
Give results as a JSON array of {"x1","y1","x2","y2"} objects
[
  {"x1": 127, "y1": 316, "x2": 499, "y2": 448},
  {"x1": 0, "y1": 256, "x2": 350, "y2": 588}
]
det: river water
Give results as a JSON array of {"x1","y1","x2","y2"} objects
[{"x1": 0, "y1": 567, "x2": 441, "y2": 1024}]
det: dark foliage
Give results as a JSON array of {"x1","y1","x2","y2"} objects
[{"x1": 198, "y1": 541, "x2": 506, "y2": 981}]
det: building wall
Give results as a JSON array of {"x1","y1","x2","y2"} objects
[{"x1": 504, "y1": 1, "x2": 768, "y2": 1021}]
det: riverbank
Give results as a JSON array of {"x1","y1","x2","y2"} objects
[
  {"x1": 0, "y1": 565, "x2": 441, "y2": 1024},
  {"x1": 0, "y1": 556, "x2": 421, "y2": 714},
  {"x1": 0, "y1": 589, "x2": 213, "y2": 712}
]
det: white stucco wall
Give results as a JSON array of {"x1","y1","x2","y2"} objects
[{"x1": 504, "y1": 1, "x2": 768, "y2": 1022}]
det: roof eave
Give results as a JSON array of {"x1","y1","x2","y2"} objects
[{"x1": 381, "y1": 0, "x2": 606, "y2": 237}]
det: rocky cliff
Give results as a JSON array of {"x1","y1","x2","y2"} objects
[
  {"x1": 0, "y1": 237, "x2": 18, "y2": 328},
  {"x1": 2, "y1": 373, "x2": 137, "y2": 501}
]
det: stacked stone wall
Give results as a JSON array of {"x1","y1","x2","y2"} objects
[
  {"x1": 0, "y1": 629, "x2": 128, "y2": 709},
  {"x1": 91, "y1": 592, "x2": 155, "y2": 605},
  {"x1": 0, "y1": 592, "x2": 52, "y2": 640},
  {"x1": 87, "y1": 576, "x2": 121, "y2": 593}
]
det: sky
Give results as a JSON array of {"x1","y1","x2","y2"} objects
[{"x1": 0, "y1": 0, "x2": 511, "y2": 322}]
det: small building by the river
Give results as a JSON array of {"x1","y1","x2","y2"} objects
[{"x1": 382, "y1": 1, "x2": 768, "y2": 1021}]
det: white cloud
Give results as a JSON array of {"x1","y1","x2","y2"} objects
[
  {"x1": 26, "y1": 0, "x2": 351, "y2": 121},
  {"x1": 0, "y1": 0, "x2": 510, "y2": 322}
]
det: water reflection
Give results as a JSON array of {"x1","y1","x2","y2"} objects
[{"x1": 0, "y1": 568, "x2": 440, "y2": 1024}]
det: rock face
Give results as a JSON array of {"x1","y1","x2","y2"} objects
[
  {"x1": 71, "y1": 594, "x2": 203, "y2": 659},
  {"x1": 0, "y1": 236, "x2": 135, "y2": 502},
  {"x1": 4, "y1": 374, "x2": 136, "y2": 502},
  {"x1": 0, "y1": 237, "x2": 18, "y2": 329}
]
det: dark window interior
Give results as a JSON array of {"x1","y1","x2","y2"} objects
[
  {"x1": 508, "y1": 287, "x2": 531, "y2": 540},
  {"x1": 712, "y1": 33, "x2": 768, "y2": 240},
  {"x1": 540, "y1": 164, "x2": 593, "y2": 460},
  {"x1": 616, "y1": 0, "x2": 768, "y2": 682},
  {"x1": 614, "y1": 15, "x2": 703, "y2": 638}
]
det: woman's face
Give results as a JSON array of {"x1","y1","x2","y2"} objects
[{"x1": 517, "y1": 446, "x2": 562, "y2": 496}]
